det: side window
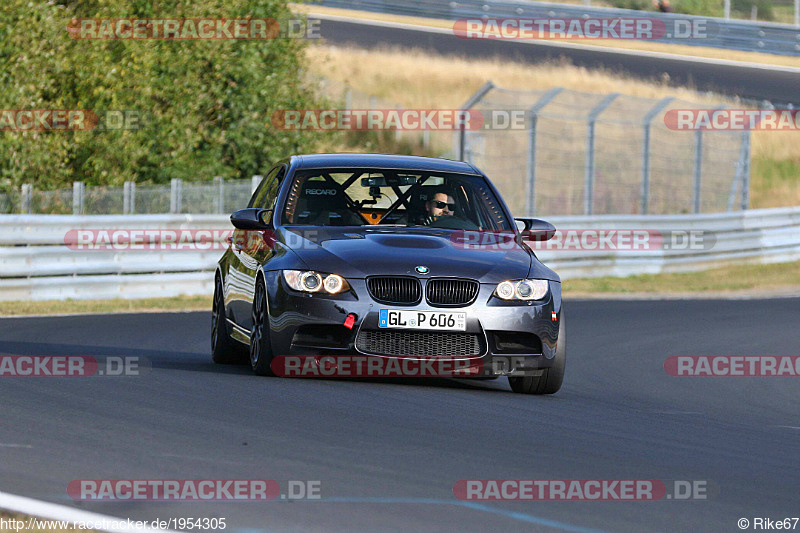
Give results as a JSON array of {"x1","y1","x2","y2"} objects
[{"x1": 248, "y1": 166, "x2": 284, "y2": 209}]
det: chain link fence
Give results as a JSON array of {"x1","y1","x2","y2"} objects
[
  {"x1": 1, "y1": 177, "x2": 261, "y2": 215},
  {"x1": 462, "y1": 84, "x2": 750, "y2": 216},
  {"x1": 1, "y1": 77, "x2": 750, "y2": 217}
]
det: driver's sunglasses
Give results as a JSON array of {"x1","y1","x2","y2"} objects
[{"x1": 432, "y1": 200, "x2": 455, "y2": 210}]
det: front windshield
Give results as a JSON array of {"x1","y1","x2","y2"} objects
[{"x1": 281, "y1": 168, "x2": 513, "y2": 231}]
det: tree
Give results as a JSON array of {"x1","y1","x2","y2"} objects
[{"x1": 0, "y1": 0, "x2": 322, "y2": 191}]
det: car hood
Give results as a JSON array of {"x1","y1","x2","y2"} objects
[{"x1": 280, "y1": 227, "x2": 555, "y2": 283}]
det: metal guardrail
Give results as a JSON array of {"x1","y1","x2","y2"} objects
[
  {"x1": 313, "y1": 0, "x2": 800, "y2": 57},
  {"x1": 1, "y1": 208, "x2": 799, "y2": 301}
]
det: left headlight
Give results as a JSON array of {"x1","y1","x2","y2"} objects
[
  {"x1": 283, "y1": 270, "x2": 350, "y2": 294},
  {"x1": 494, "y1": 279, "x2": 549, "y2": 301}
]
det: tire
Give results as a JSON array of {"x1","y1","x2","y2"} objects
[
  {"x1": 211, "y1": 275, "x2": 247, "y2": 364},
  {"x1": 249, "y1": 280, "x2": 275, "y2": 376},
  {"x1": 508, "y1": 313, "x2": 566, "y2": 395}
]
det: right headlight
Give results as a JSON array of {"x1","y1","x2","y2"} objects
[
  {"x1": 493, "y1": 279, "x2": 549, "y2": 301},
  {"x1": 283, "y1": 270, "x2": 350, "y2": 294}
]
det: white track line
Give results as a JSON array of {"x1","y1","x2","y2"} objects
[
  {"x1": 0, "y1": 490, "x2": 176, "y2": 533},
  {"x1": 309, "y1": 11, "x2": 800, "y2": 74}
]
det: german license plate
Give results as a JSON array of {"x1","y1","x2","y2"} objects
[{"x1": 379, "y1": 309, "x2": 466, "y2": 331}]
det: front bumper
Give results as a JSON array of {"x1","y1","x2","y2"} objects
[{"x1": 263, "y1": 271, "x2": 562, "y2": 378}]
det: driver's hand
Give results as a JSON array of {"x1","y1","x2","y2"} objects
[{"x1": 419, "y1": 215, "x2": 435, "y2": 226}]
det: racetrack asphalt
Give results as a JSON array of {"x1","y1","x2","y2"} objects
[
  {"x1": 0, "y1": 298, "x2": 798, "y2": 532},
  {"x1": 317, "y1": 17, "x2": 800, "y2": 106}
]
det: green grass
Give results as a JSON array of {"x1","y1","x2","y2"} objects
[
  {"x1": 750, "y1": 157, "x2": 800, "y2": 209},
  {"x1": 563, "y1": 259, "x2": 800, "y2": 295},
  {"x1": 0, "y1": 295, "x2": 210, "y2": 317}
]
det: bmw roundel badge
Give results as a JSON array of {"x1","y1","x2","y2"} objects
[{"x1": 415, "y1": 265, "x2": 429, "y2": 274}]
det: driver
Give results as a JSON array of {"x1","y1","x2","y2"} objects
[{"x1": 419, "y1": 189, "x2": 455, "y2": 226}]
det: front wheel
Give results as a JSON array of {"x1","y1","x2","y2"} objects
[
  {"x1": 249, "y1": 280, "x2": 275, "y2": 376},
  {"x1": 508, "y1": 313, "x2": 566, "y2": 395}
]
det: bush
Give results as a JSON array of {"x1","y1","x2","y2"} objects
[{"x1": 0, "y1": 0, "x2": 324, "y2": 192}]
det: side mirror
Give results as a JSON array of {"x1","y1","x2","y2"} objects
[
  {"x1": 515, "y1": 218, "x2": 556, "y2": 241},
  {"x1": 231, "y1": 208, "x2": 273, "y2": 230}
]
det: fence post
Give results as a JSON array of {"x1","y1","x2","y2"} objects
[
  {"x1": 458, "y1": 81, "x2": 494, "y2": 161},
  {"x1": 214, "y1": 176, "x2": 224, "y2": 214},
  {"x1": 525, "y1": 87, "x2": 563, "y2": 216},
  {"x1": 72, "y1": 181, "x2": 84, "y2": 215},
  {"x1": 692, "y1": 105, "x2": 726, "y2": 214},
  {"x1": 251, "y1": 175, "x2": 263, "y2": 193},
  {"x1": 123, "y1": 181, "x2": 136, "y2": 214},
  {"x1": 170, "y1": 178, "x2": 182, "y2": 214},
  {"x1": 21, "y1": 184, "x2": 32, "y2": 214},
  {"x1": 640, "y1": 97, "x2": 673, "y2": 215},
  {"x1": 795, "y1": 0, "x2": 799, "y2": 27},
  {"x1": 692, "y1": 128, "x2": 703, "y2": 214},
  {"x1": 584, "y1": 93, "x2": 619, "y2": 216},
  {"x1": 395, "y1": 105, "x2": 403, "y2": 143}
]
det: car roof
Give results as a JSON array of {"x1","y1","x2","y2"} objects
[{"x1": 291, "y1": 153, "x2": 481, "y2": 175}]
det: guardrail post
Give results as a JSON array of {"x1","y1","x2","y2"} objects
[
  {"x1": 170, "y1": 178, "x2": 182, "y2": 214},
  {"x1": 214, "y1": 176, "x2": 224, "y2": 214},
  {"x1": 123, "y1": 181, "x2": 136, "y2": 214},
  {"x1": 640, "y1": 97, "x2": 673, "y2": 215},
  {"x1": 251, "y1": 175, "x2": 263, "y2": 193},
  {"x1": 525, "y1": 87, "x2": 563, "y2": 216},
  {"x1": 72, "y1": 181, "x2": 84, "y2": 215},
  {"x1": 584, "y1": 93, "x2": 619, "y2": 216},
  {"x1": 20, "y1": 184, "x2": 32, "y2": 214},
  {"x1": 458, "y1": 81, "x2": 494, "y2": 161}
]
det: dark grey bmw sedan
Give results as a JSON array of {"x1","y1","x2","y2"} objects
[{"x1": 212, "y1": 153, "x2": 565, "y2": 394}]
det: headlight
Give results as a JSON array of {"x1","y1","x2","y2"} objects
[
  {"x1": 283, "y1": 270, "x2": 350, "y2": 294},
  {"x1": 493, "y1": 279, "x2": 549, "y2": 301}
]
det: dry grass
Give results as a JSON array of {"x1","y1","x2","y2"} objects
[
  {"x1": 295, "y1": 3, "x2": 800, "y2": 68},
  {"x1": 563, "y1": 259, "x2": 800, "y2": 294},
  {"x1": 0, "y1": 295, "x2": 209, "y2": 317},
  {"x1": 305, "y1": 45, "x2": 736, "y2": 109}
]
